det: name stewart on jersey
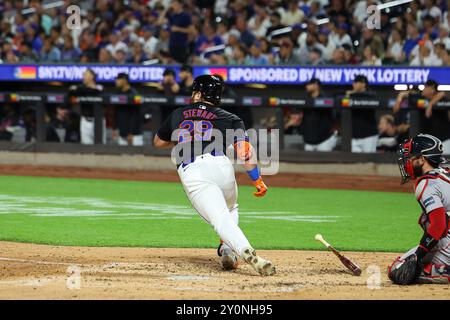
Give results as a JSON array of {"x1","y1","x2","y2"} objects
[
  {"x1": 183, "y1": 108, "x2": 218, "y2": 120},
  {"x1": 156, "y1": 102, "x2": 247, "y2": 165}
]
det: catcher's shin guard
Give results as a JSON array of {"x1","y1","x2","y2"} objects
[{"x1": 417, "y1": 263, "x2": 450, "y2": 284}]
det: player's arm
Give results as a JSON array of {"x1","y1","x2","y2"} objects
[
  {"x1": 153, "y1": 134, "x2": 174, "y2": 148},
  {"x1": 233, "y1": 120, "x2": 267, "y2": 197},
  {"x1": 414, "y1": 180, "x2": 448, "y2": 260},
  {"x1": 154, "y1": 113, "x2": 175, "y2": 149}
]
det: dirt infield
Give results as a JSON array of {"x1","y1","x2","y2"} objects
[
  {"x1": 1, "y1": 165, "x2": 429, "y2": 300},
  {"x1": 1, "y1": 241, "x2": 448, "y2": 300},
  {"x1": 0, "y1": 164, "x2": 411, "y2": 192}
]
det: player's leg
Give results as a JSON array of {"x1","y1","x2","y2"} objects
[
  {"x1": 132, "y1": 134, "x2": 144, "y2": 146},
  {"x1": 419, "y1": 234, "x2": 450, "y2": 284},
  {"x1": 218, "y1": 169, "x2": 240, "y2": 270},
  {"x1": 351, "y1": 138, "x2": 362, "y2": 153},
  {"x1": 361, "y1": 135, "x2": 378, "y2": 153},
  {"x1": 80, "y1": 116, "x2": 94, "y2": 145},
  {"x1": 208, "y1": 155, "x2": 276, "y2": 276},
  {"x1": 442, "y1": 139, "x2": 450, "y2": 155},
  {"x1": 178, "y1": 155, "x2": 275, "y2": 275},
  {"x1": 316, "y1": 133, "x2": 338, "y2": 152},
  {"x1": 178, "y1": 160, "x2": 251, "y2": 256}
]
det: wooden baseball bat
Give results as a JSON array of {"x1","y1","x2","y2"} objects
[{"x1": 315, "y1": 234, "x2": 362, "y2": 276}]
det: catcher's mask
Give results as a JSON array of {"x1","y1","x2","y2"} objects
[{"x1": 398, "y1": 134, "x2": 446, "y2": 184}]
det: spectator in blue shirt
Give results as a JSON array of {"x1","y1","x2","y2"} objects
[
  {"x1": 403, "y1": 23, "x2": 423, "y2": 60},
  {"x1": 61, "y1": 35, "x2": 81, "y2": 62},
  {"x1": 195, "y1": 22, "x2": 223, "y2": 57},
  {"x1": 168, "y1": 0, "x2": 193, "y2": 63},
  {"x1": 39, "y1": 37, "x2": 61, "y2": 62},
  {"x1": 245, "y1": 40, "x2": 269, "y2": 65}
]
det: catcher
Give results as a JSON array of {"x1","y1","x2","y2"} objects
[{"x1": 388, "y1": 134, "x2": 450, "y2": 285}]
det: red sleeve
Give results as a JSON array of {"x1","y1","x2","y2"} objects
[{"x1": 427, "y1": 207, "x2": 448, "y2": 240}]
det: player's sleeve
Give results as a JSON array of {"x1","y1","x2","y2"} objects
[
  {"x1": 156, "y1": 113, "x2": 174, "y2": 142},
  {"x1": 415, "y1": 179, "x2": 443, "y2": 214},
  {"x1": 232, "y1": 118, "x2": 248, "y2": 143},
  {"x1": 414, "y1": 179, "x2": 448, "y2": 259}
]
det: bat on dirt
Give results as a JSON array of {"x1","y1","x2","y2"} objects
[{"x1": 314, "y1": 234, "x2": 362, "y2": 276}]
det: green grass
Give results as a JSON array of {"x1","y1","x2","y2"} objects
[{"x1": 0, "y1": 175, "x2": 421, "y2": 252}]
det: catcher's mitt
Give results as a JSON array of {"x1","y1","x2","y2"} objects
[{"x1": 388, "y1": 254, "x2": 422, "y2": 285}]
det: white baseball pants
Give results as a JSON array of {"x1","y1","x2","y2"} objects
[
  {"x1": 177, "y1": 153, "x2": 252, "y2": 257},
  {"x1": 80, "y1": 116, "x2": 106, "y2": 145},
  {"x1": 351, "y1": 134, "x2": 378, "y2": 153}
]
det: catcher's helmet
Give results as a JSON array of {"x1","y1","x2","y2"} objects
[
  {"x1": 398, "y1": 133, "x2": 446, "y2": 184},
  {"x1": 191, "y1": 75, "x2": 223, "y2": 105}
]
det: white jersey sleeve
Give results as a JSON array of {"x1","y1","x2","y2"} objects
[{"x1": 415, "y1": 178, "x2": 444, "y2": 214}]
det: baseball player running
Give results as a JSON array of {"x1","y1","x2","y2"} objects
[
  {"x1": 388, "y1": 134, "x2": 450, "y2": 285},
  {"x1": 153, "y1": 75, "x2": 276, "y2": 276}
]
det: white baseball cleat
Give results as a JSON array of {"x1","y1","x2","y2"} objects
[
  {"x1": 241, "y1": 248, "x2": 276, "y2": 276},
  {"x1": 218, "y1": 244, "x2": 239, "y2": 271}
]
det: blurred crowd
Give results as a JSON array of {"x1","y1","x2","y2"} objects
[{"x1": 1, "y1": 0, "x2": 450, "y2": 66}]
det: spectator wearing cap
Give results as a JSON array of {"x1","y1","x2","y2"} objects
[
  {"x1": 310, "y1": 47, "x2": 324, "y2": 65},
  {"x1": 300, "y1": 78, "x2": 337, "y2": 151},
  {"x1": 106, "y1": 30, "x2": 128, "y2": 58},
  {"x1": 113, "y1": 73, "x2": 143, "y2": 146},
  {"x1": 195, "y1": 22, "x2": 223, "y2": 57},
  {"x1": 141, "y1": 25, "x2": 159, "y2": 57},
  {"x1": 178, "y1": 65, "x2": 194, "y2": 95},
  {"x1": 329, "y1": 22, "x2": 352, "y2": 49},
  {"x1": 317, "y1": 28, "x2": 335, "y2": 61},
  {"x1": 275, "y1": 39, "x2": 301, "y2": 65},
  {"x1": 266, "y1": 12, "x2": 286, "y2": 38},
  {"x1": 345, "y1": 75, "x2": 378, "y2": 153},
  {"x1": 168, "y1": 0, "x2": 194, "y2": 63},
  {"x1": 245, "y1": 40, "x2": 269, "y2": 65}
]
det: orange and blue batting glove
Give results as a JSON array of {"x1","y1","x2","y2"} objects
[{"x1": 247, "y1": 166, "x2": 268, "y2": 197}]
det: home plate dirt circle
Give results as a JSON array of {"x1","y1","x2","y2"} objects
[{"x1": 0, "y1": 241, "x2": 448, "y2": 299}]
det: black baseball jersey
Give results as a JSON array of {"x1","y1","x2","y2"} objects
[{"x1": 157, "y1": 102, "x2": 247, "y2": 165}]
